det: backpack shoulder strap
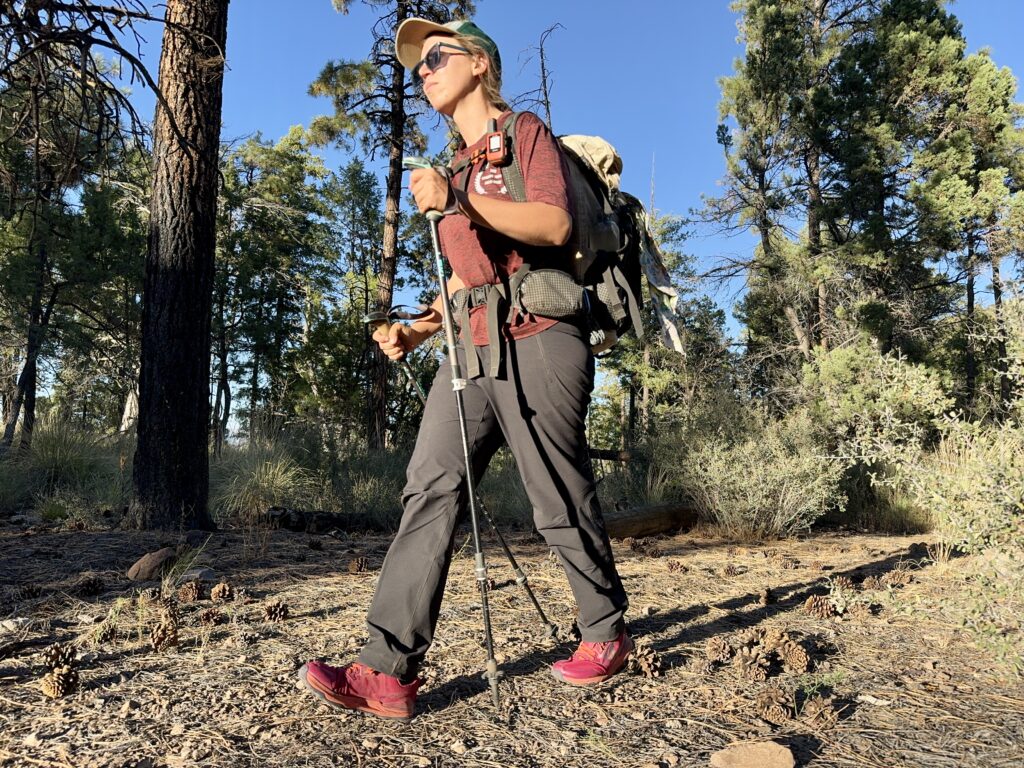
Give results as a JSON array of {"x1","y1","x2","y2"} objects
[{"x1": 501, "y1": 112, "x2": 529, "y2": 203}]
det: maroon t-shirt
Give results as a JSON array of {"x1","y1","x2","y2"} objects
[{"x1": 440, "y1": 111, "x2": 575, "y2": 346}]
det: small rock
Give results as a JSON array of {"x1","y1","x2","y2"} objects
[
  {"x1": 362, "y1": 737, "x2": 380, "y2": 750},
  {"x1": 710, "y1": 742, "x2": 795, "y2": 768},
  {"x1": 662, "y1": 753, "x2": 680, "y2": 766},
  {"x1": 23, "y1": 732, "x2": 43, "y2": 747},
  {"x1": 179, "y1": 567, "x2": 216, "y2": 582},
  {"x1": 127, "y1": 548, "x2": 177, "y2": 581},
  {"x1": 413, "y1": 758, "x2": 430, "y2": 768},
  {"x1": 450, "y1": 739, "x2": 468, "y2": 755},
  {"x1": 170, "y1": 723, "x2": 185, "y2": 736}
]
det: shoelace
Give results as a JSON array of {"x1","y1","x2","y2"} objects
[{"x1": 572, "y1": 640, "x2": 614, "y2": 662}]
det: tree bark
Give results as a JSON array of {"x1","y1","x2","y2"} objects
[
  {"x1": 965, "y1": 236, "x2": 976, "y2": 410},
  {"x1": 991, "y1": 253, "x2": 1011, "y2": 418},
  {"x1": 132, "y1": 0, "x2": 229, "y2": 531},
  {"x1": 368, "y1": 1, "x2": 410, "y2": 452},
  {"x1": 605, "y1": 503, "x2": 699, "y2": 540},
  {"x1": 2, "y1": 280, "x2": 58, "y2": 452}
]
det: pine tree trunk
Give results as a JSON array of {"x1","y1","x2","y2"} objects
[
  {"x1": 132, "y1": 0, "x2": 229, "y2": 531},
  {"x1": 2, "y1": 278, "x2": 58, "y2": 453},
  {"x1": 805, "y1": 145, "x2": 825, "y2": 351},
  {"x1": 965, "y1": 237, "x2": 976, "y2": 410},
  {"x1": 991, "y1": 253, "x2": 1011, "y2": 418},
  {"x1": 368, "y1": 2, "x2": 410, "y2": 452}
]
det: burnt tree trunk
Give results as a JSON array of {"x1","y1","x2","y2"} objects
[{"x1": 132, "y1": 0, "x2": 229, "y2": 530}]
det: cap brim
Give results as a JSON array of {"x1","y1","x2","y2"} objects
[{"x1": 395, "y1": 18, "x2": 455, "y2": 71}]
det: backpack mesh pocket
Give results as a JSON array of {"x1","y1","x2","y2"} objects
[{"x1": 516, "y1": 269, "x2": 586, "y2": 319}]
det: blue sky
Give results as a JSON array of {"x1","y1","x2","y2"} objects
[{"x1": 127, "y1": 0, "x2": 1024, "y2": 331}]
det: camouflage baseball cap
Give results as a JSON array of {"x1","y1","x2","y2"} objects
[{"x1": 395, "y1": 18, "x2": 501, "y2": 81}]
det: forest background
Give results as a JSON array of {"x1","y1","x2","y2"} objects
[{"x1": 1, "y1": 0, "x2": 1022, "y2": 671}]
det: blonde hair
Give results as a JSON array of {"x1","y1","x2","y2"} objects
[{"x1": 453, "y1": 34, "x2": 509, "y2": 112}]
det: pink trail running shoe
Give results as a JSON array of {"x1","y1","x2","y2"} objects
[
  {"x1": 551, "y1": 630, "x2": 634, "y2": 685},
  {"x1": 297, "y1": 660, "x2": 420, "y2": 721}
]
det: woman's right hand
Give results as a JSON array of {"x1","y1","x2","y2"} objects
[{"x1": 373, "y1": 323, "x2": 419, "y2": 362}]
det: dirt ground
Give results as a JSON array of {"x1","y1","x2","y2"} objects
[{"x1": 0, "y1": 517, "x2": 1021, "y2": 768}]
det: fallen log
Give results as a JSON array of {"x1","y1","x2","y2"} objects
[{"x1": 604, "y1": 503, "x2": 699, "y2": 540}]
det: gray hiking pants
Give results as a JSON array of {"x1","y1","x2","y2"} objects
[{"x1": 357, "y1": 322, "x2": 628, "y2": 681}]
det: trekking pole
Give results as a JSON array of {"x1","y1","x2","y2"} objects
[
  {"x1": 363, "y1": 308, "x2": 558, "y2": 641},
  {"x1": 403, "y1": 156, "x2": 502, "y2": 706}
]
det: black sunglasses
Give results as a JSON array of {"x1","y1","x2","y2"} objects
[{"x1": 411, "y1": 42, "x2": 472, "y2": 86}]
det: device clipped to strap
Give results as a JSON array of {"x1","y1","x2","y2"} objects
[{"x1": 484, "y1": 117, "x2": 510, "y2": 167}]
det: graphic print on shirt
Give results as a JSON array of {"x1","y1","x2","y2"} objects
[{"x1": 474, "y1": 164, "x2": 507, "y2": 196}]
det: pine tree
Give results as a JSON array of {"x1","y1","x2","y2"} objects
[
  {"x1": 132, "y1": 0, "x2": 229, "y2": 530},
  {"x1": 308, "y1": 0, "x2": 473, "y2": 450}
]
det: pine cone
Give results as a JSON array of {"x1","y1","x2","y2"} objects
[
  {"x1": 760, "y1": 628, "x2": 789, "y2": 654},
  {"x1": 75, "y1": 575, "x2": 105, "y2": 597},
  {"x1": 42, "y1": 643, "x2": 76, "y2": 670},
  {"x1": 176, "y1": 580, "x2": 203, "y2": 603},
  {"x1": 722, "y1": 563, "x2": 740, "y2": 578},
  {"x1": 809, "y1": 560, "x2": 825, "y2": 572},
  {"x1": 41, "y1": 665, "x2": 79, "y2": 699},
  {"x1": 801, "y1": 693, "x2": 839, "y2": 729},
  {"x1": 151, "y1": 619, "x2": 178, "y2": 651},
  {"x1": 778, "y1": 557, "x2": 799, "y2": 570},
  {"x1": 777, "y1": 639, "x2": 810, "y2": 673},
  {"x1": 348, "y1": 557, "x2": 369, "y2": 574},
  {"x1": 210, "y1": 581, "x2": 234, "y2": 602},
  {"x1": 803, "y1": 594, "x2": 836, "y2": 619},
  {"x1": 627, "y1": 643, "x2": 664, "y2": 678},
  {"x1": 621, "y1": 537, "x2": 636, "y2": 550},
  {"x1": 881, "y1": 568, "x2": 913, "y2": 587},
  {"x1": 756, "y1": 684, "x2": 793, "y2": 725},
  {"x1": 308, "y1": 538, "x2": 323, "y2": 551},
  {"x1": 705, "y1": 636, "x2": 732, "y2": 665},
  {"x1": 137, "y1": 587, "x2": 161, "y2": 604},
  {"x1": 199, "y1": 608, "x2": 225, "y2": 626},
  {"x1": 158, "y1": 597, "x2": 180, "y2": 625},
  {"x1": 733, "y1": 646, "x2": 769, "y2": 682},
  {"x1": 860, "y1": 575, "x2": 883, "y2": 591},
  {"x1": 264, "y1": 600, "x2": 289, "y2": 622},
  {"x1": 736, "y1": 628, "x2": 764, "y2": 650},
  {"x1": 667, "y1": 560, "x2": 688, "y2": 574},
  {"x1": 831, "y1": 575, "x2": 855, "y2": 592},
  {"x1": 630, "y1": 538, "x2": 661, "y2": 557},
  {"x1": 759, "y1": 587, "x2": 776, "y2": 606},
  {"x1": 234, "y1": 587, "x2": 253, "y2": 604}
]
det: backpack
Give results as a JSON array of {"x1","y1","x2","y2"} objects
[
  {"x1": 446, "y1": 112, "x2": 684, "y2": 376},
  {"x1": 500, "y1": 115, "x2": 646, "y2": 354}
]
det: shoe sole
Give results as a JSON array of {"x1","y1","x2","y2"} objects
[{"x1": 296, "y1": 664, "x2": 414, "y2": 722}]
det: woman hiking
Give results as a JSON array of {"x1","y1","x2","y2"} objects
[{"x1": 298, "y1": 17, "x2": 631, "y2": 721}]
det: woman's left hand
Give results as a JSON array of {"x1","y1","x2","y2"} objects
[{"x1": 409, "y1": 168, "x2": 453, "y2": 214}]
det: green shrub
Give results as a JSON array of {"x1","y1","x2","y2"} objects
[
  {"x1": 680, "y1": 409, "x2": 846, "y2": 537},
  {"x1": 864, "y1": 420, "x2": 1023, "y2": 673},
  {"x1": 803, "y1": 340, "x2": 953, "y2": 446}
]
